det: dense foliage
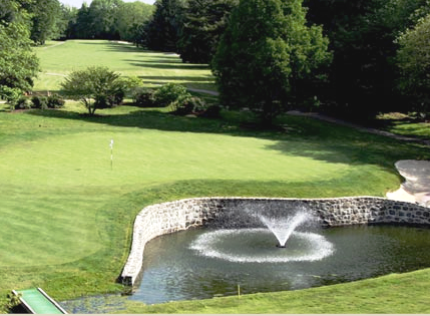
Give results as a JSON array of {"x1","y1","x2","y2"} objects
[
  {"x1": 211, "y1": 0, "x2": 331, "y2": 124},
  {"x1": 0, "y1": 0, "x2": 39, "y2": 104},
  {"x1": 3, "y1": 0, "x2": 430, "y2": 119},
  {"x1": 177, "y1": 0, "x2": 239, "y2": 63},
  {"x1": 143, "y1": 0, "x2": 185, "y2": 52},
  {"x1": 396, "y1": 13, "x2": 430, "y2": 115}
]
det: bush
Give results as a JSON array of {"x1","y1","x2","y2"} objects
[
  {"x1": 31, "y1": 96, "x2": 48, "y2": 109},
  {"x1": 198, "y1": 105, "x2": 221, "y2": 118},
  {"x1": 171, "y1": 95, "x2": 206, "y2": 116},
  {"x1": 15, "y1": 96, "x2": 32, "y2": 109},
  {"x1": 133, "y1": 88, "x2": 156, "y2": 107},
  {"x1": 153, "y1": 83, "x2": 191, "y2": 107},
  {"x1": 47, "y1": 94, "x2": 65, "y2": 108}
]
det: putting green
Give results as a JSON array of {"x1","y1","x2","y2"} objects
[{"x1": 0, "y1": 131, "x2": 353, "y2": 188}]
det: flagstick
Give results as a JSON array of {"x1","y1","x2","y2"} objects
[{"x1": 110, "y1": 139, "x2": 114, "y2": 170}]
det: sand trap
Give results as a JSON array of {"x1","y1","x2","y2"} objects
[{"x1": 387, "y1": 160, "x2": 430, "y2": 206}]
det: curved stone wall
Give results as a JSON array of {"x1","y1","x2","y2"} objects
[{"x1": 120, "y1": 196, "x2": 430, "y2": 286}]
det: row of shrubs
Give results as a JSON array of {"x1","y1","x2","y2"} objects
[
  {"x1": 15, "y1": 94, "x2": 65, "y2": 110},
  {"x1": 132, "y1": 83, "x2": 220, "y2": 118}
]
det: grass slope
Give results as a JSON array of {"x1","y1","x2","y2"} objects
[{"x1": 0, "y1": 40, "x2": 429, "y2": 313}]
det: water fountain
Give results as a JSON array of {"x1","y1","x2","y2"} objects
[{"x1": 190, "y1": 206, "x2": 334, "y2": 263}]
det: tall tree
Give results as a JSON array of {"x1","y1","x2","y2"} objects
[
  {"x1": 25, "y1": 0, "x2": 62, "y2": 45},
  {"x1": 144, "y1": 0, "x2": 185, "y2": 52},
  {"x1": 396, "y1": 13, "x2": 430, "y2": 115},
  {"x1": 304, "y1": 0, "x2": 428, "y2": 117},
  {"x1": 178, "y1": 0, "x2": 239, "y2": 64},
  {"x1": 212, "y1": 0, "x2": 331, "y2": 124},
  {"x1": 115, "y1": 1, "x2": 154, "y2": 42},
  {"x1": 87, "y1": 0, "x2": 122, "y2": 39},
  {"x1": 0, "y1": 0, "x2": 39, "y2": 103},
  {"x1": 53, "y1": 4, "x2": 78, "y2": 40}
]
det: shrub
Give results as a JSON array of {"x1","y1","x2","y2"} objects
[
  {"x1": 61, "y1": 66, "x2": 127, "y2": 115},
  {"x1": 47, "y1": 94, "x2": 65, "y2": 108},
  {"x1": 171, "y1": 95, "x2": 206, "y2": 116},
  {"x1": 198, "y1": 105, "x2": 221, "y2": 118},
  {"x1": 153, "y1": 83, "x2": 191, "y2": 107},
  {"x1": 15, "y1": 96, "x2": 32, "y2": 109},
  {"x1": 133, "y1": 88, "x2": 156, "y2": 107},
  {"x1": 31, "y1": 96, "x2": 48, "y2": 109}
]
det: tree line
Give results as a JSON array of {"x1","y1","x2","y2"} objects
[{"x1": 2, "y1": 0, "x2": 430, "y2": 123}]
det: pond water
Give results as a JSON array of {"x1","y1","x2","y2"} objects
[{"x1": 62, "y1": 224, "x2": 430, "y2": 313}]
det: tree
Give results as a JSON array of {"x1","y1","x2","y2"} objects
[
  {"x1": 0, "y1": 0, "x2": 39, "y2": 104},
  {"x1": 178, "y1": 0, "x2": 239, "y2": 64},
  {"x1": 53, "y1": 4, "x2": 78, "y2": 40},
  {"x1": 115, "y1": 1, "x2": 154, "y2": 43},
  {"x1": 304, "y1": 0, "x2": 429, "y2": 117},
  {"x1": 144, "y1": 0, "x2": 185, "y2": 52},
  {"x1": 86, "y1": 0, "x2": 122, "y2": 40},
  {"x1": 61, "y1": 66, "x2": 135, "y2": 115},
  {"x1": 211, "y1": 0, "x2": 331, "y2": 125},
  {"x1": 25, "y1": 0, "x2": 62, "y2": 45},
  {"x1": 396, "y1": 13, "x2": 430, "y2": 115}
]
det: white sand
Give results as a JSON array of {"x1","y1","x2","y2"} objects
[{"x1": 386, "y1": 160, "x2": 430, "y2": 206}]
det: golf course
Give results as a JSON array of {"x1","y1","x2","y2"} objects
[{"x1": 1, "y1": 40, "x2": 430, "y2": 313}]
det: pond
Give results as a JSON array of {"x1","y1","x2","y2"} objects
[{"x1": 62, "y1": 224, "x2": 430, "y2": 313}]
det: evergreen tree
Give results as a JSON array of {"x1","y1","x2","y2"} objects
[
  {"x1": 212, "y1": 0, "x2": 331, "y2": 124},
  {"x1": 178, "y1": 0, "x2": 238, "y2": 64},
  {"x1": 144, "y1": 0, "x2": 185, "y2": 52}
]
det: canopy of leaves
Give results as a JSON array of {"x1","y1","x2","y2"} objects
[
  {"x1": 396, "y1": 13, "x2": 430, "y2": 114},
  {"x1": 24, "y1": 0, "x2": 62, "y2": 45},
  {"x1": 115, "y1": 1, "x2": 154, "y2": 43},
  {"x1": 0, "y1": 0, "x2": 39, "y2": 103},
  {"x1": 212, "y1": 0, "x2": 331, "y2": 124}
]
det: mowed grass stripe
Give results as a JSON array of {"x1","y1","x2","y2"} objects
[{"x1": 0, "y1": 193, "x2": 104, "y2": 267}]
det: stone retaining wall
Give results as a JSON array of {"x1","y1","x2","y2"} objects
[{"x1": 120, "y1": 196, "x2": 430, "y2": 286}]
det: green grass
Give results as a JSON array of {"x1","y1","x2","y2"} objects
[
  {"x1": 33, "y1": 40, "x2": 216, "y2": 93},
  {"x1": 1, "y1": 40, "x2": 430, "y2": 313},
  {"x1": 372, "y1": 112, "x2": 430, "y2": 140},
  {"x1": 119, "y1": 268, "x2": 430, "y2": 313}
]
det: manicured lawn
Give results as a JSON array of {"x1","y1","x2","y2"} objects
[{"x1": 1, "y1": 40, "x2": 430, "y2": 313}]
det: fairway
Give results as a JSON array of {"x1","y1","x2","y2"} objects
[
  {"x1": 1, "y1": 39, "x2": 430, "y2": 313},
  {"x1": 33, "y1": 40, "x2": 216, "y2": 92}
]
